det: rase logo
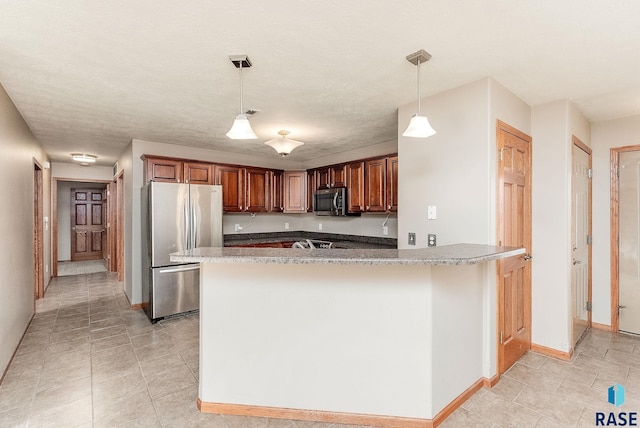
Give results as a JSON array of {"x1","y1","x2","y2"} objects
[{"x1": 596, "y1": 384, "x2": 637, "y2": 426}]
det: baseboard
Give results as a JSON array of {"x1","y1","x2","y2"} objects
[
  {"x1": 198, "y1": 376, "x2": 491, "y2": 428},
  {"x1": 531, "y1": 343, "x2": 573, "y2": 361},
  {"x1": 0, "y1": 312, "x2": 35, "y2": 385},
  {"x1": 591, "y1": 322, "x2": 612, "y2": 332},
  {"x1": 431, "y1": 378, "x2": 485, "y2": 426},
  {"x1": 482, "y1": 374, "x2": 500, "y2": 388},
  {"x1": 130, "y1": 303, "x2": 143, "y2": 310}
]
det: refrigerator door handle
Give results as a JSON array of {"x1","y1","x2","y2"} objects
[
  {"x1": 183, "y1": 199, "x2": 190, "y2": 250},
  {"x1": 191, "y1": 198, "x2": 197, "y2": 248},
  {"x1": 157, "y1": 265, "x2": 200, "y2": 274}
]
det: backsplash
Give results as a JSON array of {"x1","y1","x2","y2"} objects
[{"x1": 222, "y1": 212, "x2": 398, "y2": 239}]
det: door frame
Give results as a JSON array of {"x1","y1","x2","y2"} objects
[
  {"x1": 496, "y1": 120, "x2": 533, "y2": 376},
  {"x1": 52, "y1": 178, "x2": 111, "y2": 277},
  {"x1": 610, "y1": 144, "x2": 640, "y2": 332},
  {"x1": 33, "y1": 160, "x2": 44, "y2": 301},
  {"x1": 571, "y1": 136, "x2": 593, "y2": 342}
]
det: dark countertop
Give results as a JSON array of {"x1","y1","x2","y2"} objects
[{"x1": 223, "y1": 231, "x2": 397, "y2": 249}]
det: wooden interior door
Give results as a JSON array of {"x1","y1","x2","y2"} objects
[
  {"x1": 71, "y1": 188, "x2": 105, "y2": 261},
  {"x1": 496, "y1": 120, "x2": 532, "y2": 375},
  {"x1": 571, "y1": 139, "x2": 592, "y2": 345}
]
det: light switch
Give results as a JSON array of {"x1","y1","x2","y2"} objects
[{"x1": 427, "y1": 206, "x2": 437, "y2": 220}]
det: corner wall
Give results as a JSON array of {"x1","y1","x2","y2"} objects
[
  {"x1": 531, "y1": 100, "x2": 591, "y2": 352},
  {"x1": 0, "y1": 83, "x2": 50, "y2": 374},
  {"x1": 398, "y1": 77, "x2": 530, "y2": 379}
]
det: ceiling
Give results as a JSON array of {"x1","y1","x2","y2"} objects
[{"x1": 1, "y1": 1, "x2": 640, "y2": 166}]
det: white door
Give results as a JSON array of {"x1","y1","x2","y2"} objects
[
  {"x1": 619, "y1": 151, "x2": 640, "y2": 334},
  {"x1": 571, "y1": 142, "x2": 591, "y2": 346}
]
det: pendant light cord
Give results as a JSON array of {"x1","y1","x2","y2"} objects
[
  {"x1": 417, "y1": 59, "x2": 421, "y2": 114},
  {"x1": 239, "y1": 62, "x2": 244, "y2": 114}
]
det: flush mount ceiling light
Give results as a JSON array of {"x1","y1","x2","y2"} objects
[
  {"x1": 402, "y1": 49, "x2": 437, "y2": 138},
  {"x1": 71, "y1": 153, "x2": 97, "y2": 163},
  {"x1": 264, "y1": 130, "x2": 304, "y2": 157},
  {"x1": 226, "y1": 54, "x2": 257, "y2": 140}
]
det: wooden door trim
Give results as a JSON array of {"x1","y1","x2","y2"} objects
[
  {"x1": 496, "y1": 120, "x2": 533, "y2": 376},
  {"x1": 610, "y1": 144, "x2": 640, "y2": 332},
  {"x1": 571, "y1": 136, "x2": 593, "y2": 340},
  {"x1": 33, "y1": 160, "x2": 44, "y2": 301},
  {"x1": 51, "y1": 177, "x2": 111, "y2": 277}
]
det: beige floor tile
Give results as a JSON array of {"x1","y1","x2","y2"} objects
[
  {"x1": 91, "y1": 332, "x2": 131, "y2": 352},
  {"x1": 32, "y1": 375, "x2": 91, "y2": 410},
  {"x1": 459, "y1": 390, "x2": 541, "y2": 427},
  {"x1": 28, "y1": 396, "x2": 92, "y2": 427},
  {"x1": 0, "y1": 403, "x2": 30, "y2": 427},
  {"x1": 439, "y1": 407, "x2": 495, "y2": 427},
  {"x1": 145, "y1": 364, "x2": 197, "y2": 399},
  {"x1": 487, "y1": 375, "x2": 526, "y2": 401},
  {"x1": 513, "y1": 384, "x2": 584, "y2": 426}
]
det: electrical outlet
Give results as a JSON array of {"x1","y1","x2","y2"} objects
[
  {"x1": 408, "y1": 232, "x2": 416, "y2": 246},
  {"x1": 382, "y1": 226, "x2": 388, "y2": 235},
  {"x1": 285, "y1": 222, "x2": 290, "y2": 230},
  {"x1": 234, "y1": 224, "x2": 242, "y2": 232},
  {"x1": 318, "y1": 223, "x2": 323, "y2": 231},
  {"x1": 428, "y1": 234, "x2": 437, "y2": 247}
]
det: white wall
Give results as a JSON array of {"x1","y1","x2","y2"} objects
[
  {"x1": 398, "y1": 77, "x2": 531, "y2": 379},
  {"x1": 0, "y1": 83, "x2": 51, "y2": 374},
  {"x1": 531, "y1": 100, "x2": 591, "y2": 352},
  {"x1": 56, "y1": 181, "x2": 108, "y2": 261},
  {"x1": 592, "y1": 115, "x2": 640, "y2": 326}
]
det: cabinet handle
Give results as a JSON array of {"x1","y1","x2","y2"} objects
[
  {"x1": 366, "y1": 205, "x2": 370, "y2": 210},
  {"x1": 388, "y1": 205, "x2": 392, "y2": 210},
  {"x1": 177, "y1": 179, "x2": 180, "y2": 183}
]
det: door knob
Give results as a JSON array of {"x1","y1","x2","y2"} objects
[
  {"x1": 573, "y1": 259, "x2": 582, "y2": 265},
  {"x1": 523, "y1": 254, "x2": 533, "y2": 261}
]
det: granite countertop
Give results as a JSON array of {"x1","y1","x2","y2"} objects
[{"x1": 170, "y1": 243, "x2": 524, "y2": 266}]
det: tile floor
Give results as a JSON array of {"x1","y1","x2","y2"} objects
[{"x1": 0, "y1": 272, "x2": 638, "y2": 427}]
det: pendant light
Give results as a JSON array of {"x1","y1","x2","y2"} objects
[
  {"x1": 264, "y1": 130, "x2": 304, "y2": 157},
  {"x1": 226, "y1": 55, "x2": 257, "y2": 139},
  {"x1": 402, "y1": 49, "x2": 437, "y2": 138}
]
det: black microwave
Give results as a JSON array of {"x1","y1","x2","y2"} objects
[{"x1": 313, "y1": 187, "x2": 350, "y2": 216}]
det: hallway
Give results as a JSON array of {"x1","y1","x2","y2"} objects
[{"x1": 0, "y1": 272, "x2": 638, "y2": 427}]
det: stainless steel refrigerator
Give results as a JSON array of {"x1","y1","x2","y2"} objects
[{"x1": 141, "y1": 181, "x2": 223, "y2": 323}]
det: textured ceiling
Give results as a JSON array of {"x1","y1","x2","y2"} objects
[{"x1": 1, "y1": 1, "x2": 640, "y2": 166}]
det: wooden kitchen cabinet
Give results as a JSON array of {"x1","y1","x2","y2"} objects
[
  {"x1": 244, "y1": 168, "x2": 270, "y2": 212},
  {"x1": 364, "y1": 158, "x2": 387, "y2": 212},
  {"x1": 346, "y1": 161, "x2": 365, "y2": 213},
  {"x1": 307, "y1": 169, "x2": 316, "y2": 212},
  {"x1": 269, "y1": 170, "x2": 284, "y2": 212},
  {"x1": 314, "y1": 164, "x2": 347, "y2": 189},
  {"x1": 183, "y1": 161, "x2": 213, "y2": 185},
  {"x1": 214, "y1": 165, "x2": 244, "y2": 212},
  {"x1": 283, "y1": 170, "x2": 307, "y2": 213},
  {"x1": 386, "y1": 155, "x2": 398, "y2": 212},
  {"x1": 330, "y1": 165, "x2": 347, "y2": 187},
  {"x1": 142, "y1": 155, "x2": 184, "y2": 183}
]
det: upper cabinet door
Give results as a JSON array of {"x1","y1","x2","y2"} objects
[
  {"x1": 283, "y1": 170, "x2": 307, "y2": 213},
  {"x1": 184, "y1": 162, "x2": 213, "y2": 185},
  {"x1": 315, "y1": 168, "x2": 331, "y2": 189},
  {"x1": 364, "y1": 158, "x2": 387, "y2": 212},
  {"x1": 215, "y1": 165, "x2": 244, "y2": 212},
  {"x1": 143, "y1": 156, "x2": 183, "y2": 183},
  {"x1": 244, "y1": 167, "x2": 270, "y2": 213},
  {"x1": 347, "y1": 161, "x2": 365, "y2": 213},
  {"x1": 386, "y1": 155, "x2": 398, "y2": 213},
  {"x1": 270, "y1": 170, "x2": 284, "y2": 212},
  {"x1": 331, "y1": 165, "x2": 347, "y2": 188}
]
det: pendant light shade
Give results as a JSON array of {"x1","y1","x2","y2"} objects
[
  {"x1": 402, "y1": 49, "x2": 437, "y2": 138},
  {"x1": 403, "y1": 114, "x2": 436, "y2": 138},
  {"x1": 226, "y1": 114, "x2": 257, "y2": 139},
  {"x1": 226, "y1": 55, "x2": 257, "y2": 140},
  {"x1": 265, "y1": 130, "x2": 304, "y2": 157}
]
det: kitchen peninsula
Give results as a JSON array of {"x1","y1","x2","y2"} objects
[{"x1": 171, "y1": 244, "x2": 524, "y2": 428}]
